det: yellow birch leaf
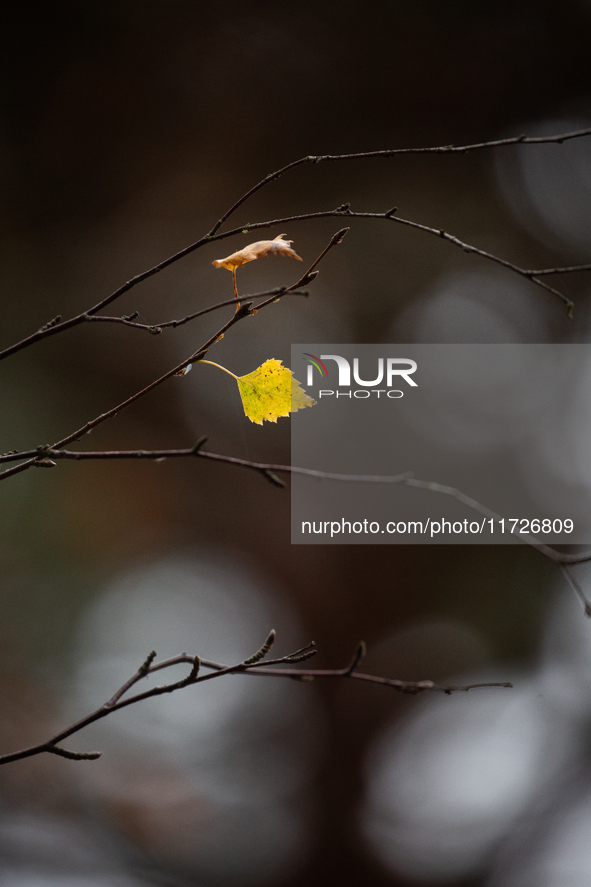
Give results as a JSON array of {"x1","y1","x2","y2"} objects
[
  {"x1": 236, "y1": 359, "x2": 316, "y2": 425},
  {"x1": 212, "y1": 234, "x2": 302, "y2": 271}
]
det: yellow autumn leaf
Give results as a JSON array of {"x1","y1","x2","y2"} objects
[
  {"x1": 197, "y1": 357, "x2": 316, "y2": 424},
  {"x1": 212, "y1": 234, "x2": 302, "y2": 271},
  {"x1": 237, "y1": 359, "x2": 315, "y2": 425}
]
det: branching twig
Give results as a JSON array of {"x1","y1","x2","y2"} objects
[
  {"x1": 3, "y1": 439, "x2": 589, "y2": 607},
  {"x1": 218, "y1": 208, "x2": 577, "y2": 313},
  {"x1": 0, "y1": 231, "x2": 347, "y2": 482},
  {"x1": 1, "y1": 128, "x2": 589, "y2": 361},
  {"x1": 1, "y1": 130, "x2": 589, "y2": 770},
  {"x1": 44, "y1": 229, "x2": 345, "y2": 343},
  {"x1": 0, "y1": 634, "x2": 512, "y2": 766},
  {"x1": 208, "y1": 128, "x2": 591, "y2": 236},
  {"x1": 80, "y1": 288, "x2": 310, "y2": 334}
]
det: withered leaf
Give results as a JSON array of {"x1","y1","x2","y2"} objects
[{"x1": 212, "y1": 234, "x2": 302, "y2": 271}]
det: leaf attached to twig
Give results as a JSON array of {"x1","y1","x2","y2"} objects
[
  {"x1": 236, "y1": 359, "x2": 315, "y2": 425},
  {"x1": 212, "y1": 234, "x2": 303, "y2": 271}
]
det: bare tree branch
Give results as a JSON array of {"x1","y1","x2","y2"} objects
[
  {"x1": 2, "y1": 129, "x2": 589, "y2": 772},
  {"x1": 217, "y1": 207, "x2": 577, "y2": 313},
  {"x1": 208, "y1": 128, "x2": 591, "y2": 236},
  {"x1": 559, "y1": 565, "x2": 591, "y2": 617},
  {"x1": 526, "y1": 264, "x2": 591, "y2": 276},
  {"x1": 1, "y1": 128, "x2": 589, "y2": 361},
  {"x1": 0, "y1": 635, "x2": 512, "y2": 766},
  {"x1": 0, "y1": 231, "x2": 347, "y2": 483},
  {"x1": 76, "y1": 288, "x2": 310, "y2": 335},
  {"x1": 4, "y1": 437, "x2": 589, "y2": 608}
]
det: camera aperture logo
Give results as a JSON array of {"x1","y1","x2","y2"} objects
[{"x1": 302, "y1": 352, "x2": 417, "y2": 399}]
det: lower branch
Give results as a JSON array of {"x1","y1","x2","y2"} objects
[
  {"x1": 0, "y1": 633, "x2": 511, "y2": 766},
  {"x1": 2, "y1": 441, "x2": 589, "y2": 585}
]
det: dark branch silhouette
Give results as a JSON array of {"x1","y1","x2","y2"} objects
[
  {"x1": 0, "y1": 632, "x2": 512, "y2": 766},
  {"x1": 1, "y1": 128, "x2": 589, "y2": 361},
  {"x1": 79, "y1": 288, "x2": 310, "y2": 334},
  {"x1": 209, "y1": 128, "x2": 591, "y2": 236},
  {"x1": 1, "y1": 130, "x2": 590, "y2": 770},
  {"x1": 0, "y1": 230, "x2": 347, "y2": 483},
  {"x1": 2, "y1": 438, "x2": 589, "y2": 609}
]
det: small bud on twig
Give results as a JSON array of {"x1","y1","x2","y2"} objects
[{"x1": 244, "y1": 629, "x2": 277, "y2": 664}]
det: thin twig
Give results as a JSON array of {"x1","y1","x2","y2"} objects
[
  {"x1": 559, "y1": 565, "x2": 591, "y2": 617},
  {"x1": 0, "y1": 445, "x2": 413, "y2": 476},
  {"x1": 81, "y1": 288, "x2": 309, "y2": 334},
  {"x1": 526, "y1": 264, "x2": 591, "y2": 276},
  {"x1": 4, "y1": 441, "x2": 590, "y2": 596},
  {"x1": 105, "y1": 650, "x2": 157, "y2": 706},
  {"x1": 216, "y1": 209, "x2": 576, "y2": 312},
  {"x1": 0, "y1": 230, "x2": 347, "y2": 484},
  {"x1": 0, "y1": 636, "x2": 511, "y2": 766},
  {"x1": 34, "y1": 230, "x2": 344, "y2": 346},
  {"x1": 1, "y1": 129, "x2": 589, "y2": 361},
  {"x1": 208, "y1": 128, "x2": 591, "y2": 236}
]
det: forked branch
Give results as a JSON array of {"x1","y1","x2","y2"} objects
[
  {"x1": 0, "y1": 633, "x2": 512, "y2": 766},
  {"x1": 1, "y1": 128, "x2": 589, "y2": 361},
  {"x1": 0, "y1": 230, "x2": 348, "y2": 483}
]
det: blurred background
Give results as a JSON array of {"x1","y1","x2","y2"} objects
[{"x1": 1, "y1": 1, "x2": 591, "y2": 884}]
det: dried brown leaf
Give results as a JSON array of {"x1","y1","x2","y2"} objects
[{"x1": 212, "y1": 234, "x2": 303, "y2": 271}]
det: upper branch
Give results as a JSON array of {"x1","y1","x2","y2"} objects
[
  {"x1": 221, "y1": 207, "x2": 578, "y2": 312},
  {"x1": 1, "y1": 128, "x2": 590, "y2": 360},
  {"x1": 208, "y1": 127, "x2": 591, "y2": 236}
]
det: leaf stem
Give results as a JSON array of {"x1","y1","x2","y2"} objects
[
  {"x1": 197, "y1": 359, "x2": 239, "y2": 380},
  {"x1": 232, "y1": 267, "x2": 240, "y2": 313}
]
